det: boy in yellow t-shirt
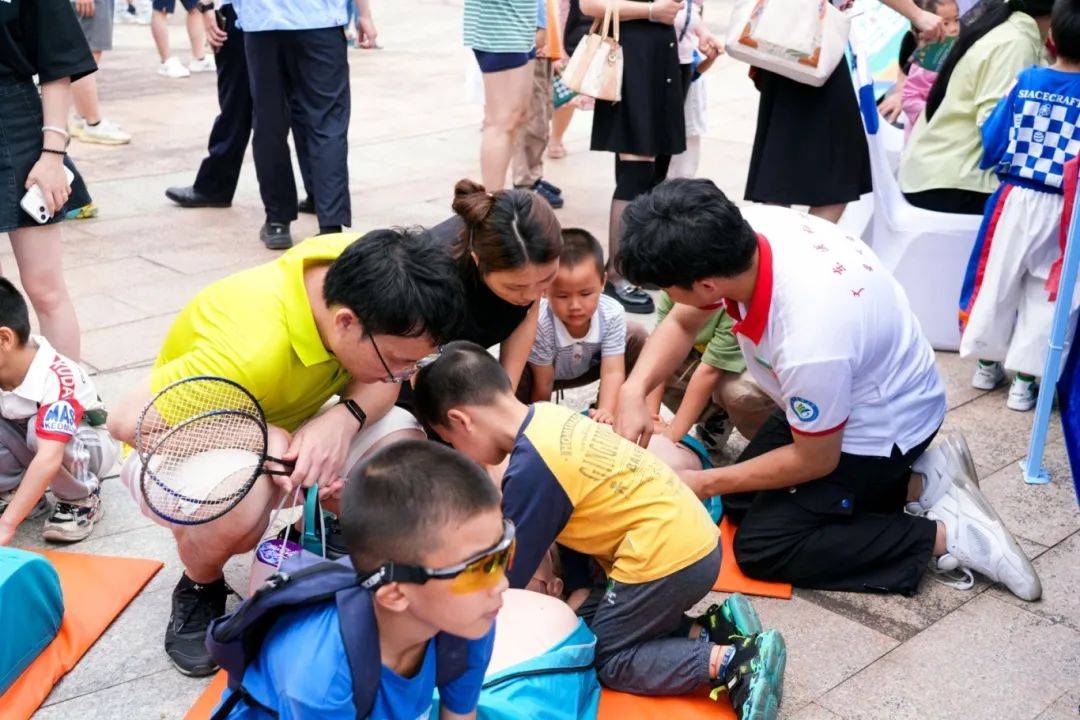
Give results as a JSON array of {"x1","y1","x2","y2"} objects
[{"x1": 413, "y1": 341, "x2": 786, "y2": 720}]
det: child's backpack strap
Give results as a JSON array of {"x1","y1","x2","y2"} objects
[
  {"x1": 207, "y1": 555, "x2": 475, "y2": 719},
  {"x1": 434, "y1": 631, "x2": 471, "y2": 687},
  {"x1": 206, "y1": 558, "x2": 362, "y2": 718}
]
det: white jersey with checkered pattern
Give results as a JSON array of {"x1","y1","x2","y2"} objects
[{"x1": 982, "y1": 66, "x2": 1080, "y2": 192}]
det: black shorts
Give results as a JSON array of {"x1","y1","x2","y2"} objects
[
  {"x1": 0, "y1": 78, "x2": 91, "y2": 233},
  {"x1": 152, "y1": 0, "x2": 198, "y2": 14}
]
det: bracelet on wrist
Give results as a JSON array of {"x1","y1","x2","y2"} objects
[
  {"x1": 41, "y1": 148, "x2": 67, "y2": 157},
  {"x1": 42, "y1": 125, "x2": 69, "y2": 139},
  {"x1": 648, "y1": 1, "x2": 654, "y2": 21}
]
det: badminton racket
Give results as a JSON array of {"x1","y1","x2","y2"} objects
[{"x1": 134, "y1": 376, "x2": 293, "y2": 525}]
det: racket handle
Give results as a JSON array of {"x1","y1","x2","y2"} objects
[{"x1": 264, "y1": 455, "x2": 296, "y2": 475}]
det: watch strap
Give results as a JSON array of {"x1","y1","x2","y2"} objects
[{"x1": 340, "y1": 398, "x2": 367, "y2": 430}]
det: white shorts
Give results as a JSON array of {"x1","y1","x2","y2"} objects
[{"x1": 121, "y1": 406, "x2": 422, "y2": 527}]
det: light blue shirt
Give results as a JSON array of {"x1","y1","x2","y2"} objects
[{"x1": 232, "y1": 0, "x2": 349, "y2": 32}]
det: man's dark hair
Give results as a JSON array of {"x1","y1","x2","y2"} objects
[
  {"x1": 1052, "y1": 0, "x2": 1080, "y2": 62},
  {"x1": 0, "y1": 278, "x2": 30, "y2": 345},
  {"x1": 616, "y1": 179, "x2": 758, "y2": 289},
  {"x1": 412, "y1": 341, "x2": 512, "y2": 428},
  {"x1": 341, "y1": 440, "x2": 501, "y2": 572},
  {"x1": 324, "y1": 227, "x2": 465, "y2": 345},
  {"x1": 560, "y1": 228, "x2": 605, "y2": 278}
]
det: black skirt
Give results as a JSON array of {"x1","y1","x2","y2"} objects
[
  {"x1": 590, "y1": 18, "x2": 685, "y2": 157},
  {"x1": 745, "y1": 63, "x2": 871, "y2": 207},
  {"x1": 0, "y1": 77, "x2": 91, "y2": 233}
]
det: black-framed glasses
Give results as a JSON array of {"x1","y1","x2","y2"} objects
[
  {"x1": 359, "y1": 519, "x2": 516, "y2": 594},
  {"x1": 367, "y1": 334, "x2": 441, "y2": 384}
]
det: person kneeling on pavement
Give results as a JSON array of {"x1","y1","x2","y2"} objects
[{"x1": 612, "y1": 178, "x2": 1042, "y2": 602}]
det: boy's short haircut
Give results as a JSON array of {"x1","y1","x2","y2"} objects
[
  {"x1": 1052, "y1": 0, "x2": 1080, "y2": 62},
  {"x1": 340, "y1": 440, "x2": 501, "y2": 573},
  {"x1": 412, "y1": 341, "x2": 511, "y2": 429},
  {"x1": 559, "y1": 228, "x2": 606, "y2": 278},
  {"x1": 616, "y1": 178, "x2": 758, "y2": 289},
  {"x1": 0, "y1": 278, "x2": 31, "y2": 345}
]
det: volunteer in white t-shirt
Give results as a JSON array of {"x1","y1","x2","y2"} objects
[{"x1": 611, "y1": 178, "x2": 1040, "y2": 602}]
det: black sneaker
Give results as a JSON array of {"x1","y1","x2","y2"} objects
[
  {"x1": 535, "y1": 178, "x2": 563, "y2": 196},
  {"x1": 165, "y1": 575, "x2": 228, "y2": 676},
  {"x1": 697, "y1": 593, "x2": 763, "y2": 644},
  {"x1": 297, "y1": 196, "x2": 316, "y2": 214},
  {"x1": 698, "y1": 411, "x2": 734, "y2": 457},
  {"x1": 260, "y1": 222, "x2": 293, "y2": 250},
  {"x1": 604, "y1": 280, "x2": 655, "y2": 314},
  {"x1": 528, "y1": 180, "x2": 564, "y2": 209},
  {"x1": 711, "y1": 630, "x2": 787, "y2": 720}
]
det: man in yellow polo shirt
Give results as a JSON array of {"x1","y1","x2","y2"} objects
[{"x1": 107, "y1": 228, "x2": 464, "y2": 677}]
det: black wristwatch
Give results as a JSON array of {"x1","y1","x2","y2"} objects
[
  {"x1": 197, "y1": 1, "x2": 215, "y2": 12},
  {"x1": 338, "y1": 398, "x2": 367, "y2": 430}
]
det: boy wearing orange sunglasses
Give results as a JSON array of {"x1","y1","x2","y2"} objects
[
  {"x1": 414, "y1": 342, "x2": 788, "y2": 720},
  {"x1": 215, "y1": 441, "x2": 511, "y2": 719}
]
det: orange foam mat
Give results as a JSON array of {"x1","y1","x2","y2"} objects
[
  {"x1": 599, "y1": 686, "x2": 736, "y2": 719},
  {"x1": 714, "y1": 518, "x2": 793, "y2": 599},
  {"x1": 185, "y1": 670, "x2": 228, "y2": 720},
  {"x1": 0, "y1": 550, "x2": 163, "y2": 720},
  {"x1": 187, "y1": 671, "x2": 734, "y2": 720}
]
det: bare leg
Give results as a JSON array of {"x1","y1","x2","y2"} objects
[
  {"x1": 151, "y1": 10, "x2": 171, "y2": 62},
  {"x1": 72, "y1": 51, "x2": 103, "y2": 124},
  {"x1": 548, "y1": 105, "x2": 574, "y2": 156},
  {"x1": 173, "y1": 426, "x2": 292, "y2": 583},
  {"x1": 809, "y1": 203, "x2": 846, "y2": 224},
  {"x1": 479, "y1": 62, "x2": 533, "y2": 191},
  {"x1": 185, "y1": 8, "x2": 206, "y2": 61},
  {"x1": 7, "y1": 225, "x2": 80, "y2": 359}
]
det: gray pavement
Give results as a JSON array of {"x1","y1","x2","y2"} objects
[{"x1": 8, "y1": 1, "x2": 1079, "y2": 717}]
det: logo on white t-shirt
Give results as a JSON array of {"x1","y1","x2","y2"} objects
[
  {"x1": 42, "y1": 401, "x2": 78, "y2": 436},
  {"x1": 790, "y1": 397, "x2": 819, "y2": 423}
]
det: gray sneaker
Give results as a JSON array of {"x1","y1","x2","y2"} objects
[
  {"x1": 0, "y1": 489, "x2": 50, "y2": 520},
  {"x1": 42, "y1": 491, "x2": 102, "y2": 542}
]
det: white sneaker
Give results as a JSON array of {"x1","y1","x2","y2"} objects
[
  {"x1": 1007, "y1": 376, "x2": 1038, "y2": 412},
  {"x1": 908, "y1": 434, "x2": 979, "y2": 515},
  {"x1": 78, "y1": 118, "x2": 132, "y2": 145},
  {"x1": 188, "y1": 55, "x2": 216, "y2": 73},
  {"x1": 158, "y1": 56, "x2": 191, "y2": 78},
  {"x1": 41, "y1": 492, "x2": 103, "y2": 543},
  {"x1": 971, "y1": 361, "x2": 1006, "y2": 390},
  {"x1": 925, "y1": 469, "x2": 1042, "y2": 601},
  {"x1": 68, "y1": 113, "x2": 86, "y2": 139}
]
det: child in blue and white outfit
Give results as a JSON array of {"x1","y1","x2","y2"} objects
[{"x1": 959, "y1": 0, "x2": 1080, "y2": 411}]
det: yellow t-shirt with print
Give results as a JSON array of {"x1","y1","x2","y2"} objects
[
  {"x1": 150, "y1": 234, "x2": 357, "y2": 432},
  {"x1": 503, "y1": 402, "x2": 719, "y2": 587}
]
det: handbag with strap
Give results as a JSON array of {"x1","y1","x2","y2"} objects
[
  {"x1": 562, "y1": 0, "x2": 623, "y2": 102},
  {"x1": 724, "y1": 0, "x2": 850, "y2": 87}
]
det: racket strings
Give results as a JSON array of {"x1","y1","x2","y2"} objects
[{"x1": 138, "y1": 377, "x2": 274, "y2": 524}]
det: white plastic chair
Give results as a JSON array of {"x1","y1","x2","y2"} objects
[{"x1": 853, "y1": 51, "x2": 983, "y2": 351}]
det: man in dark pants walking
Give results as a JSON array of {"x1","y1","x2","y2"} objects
[
  {"x1": 164, "y1": 0, "x2": 320, "y2": 250},
  {"x1": 236, "y1": 0, "x2": 352, "y2": 247},
  {"x1": 611, "y1": 178, "x2": 1042, "y2": 603}
]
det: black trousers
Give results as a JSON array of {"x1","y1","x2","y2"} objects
[
  {"x1": 245, "y1": 27, "x2": 351, "y2": 227},
  {"x1": 194, "y1": 8, "x2": 313, "y2": 205},
  {"x1": 723, "y1": 411, "x2": 938, "y2": 595}
]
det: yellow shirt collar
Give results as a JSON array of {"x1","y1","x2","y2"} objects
[{"x1": 281, "y1": 233, "x2": 360, "y2": 367}]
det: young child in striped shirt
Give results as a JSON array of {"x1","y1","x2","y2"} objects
[{"x1": 960, "y1": 0, "x2": 1080, "y2": 410}]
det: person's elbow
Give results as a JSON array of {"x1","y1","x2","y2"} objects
[
  {"x1": 579, "y1": 0, "x2": 605, "y2": 17},
  {"x1": 105, "y1": 407, "x2": 137, "y2": 446}
]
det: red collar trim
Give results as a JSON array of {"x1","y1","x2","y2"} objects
[{"x1": 729, "y1": 235, "x2": 772, "y2": 344}]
